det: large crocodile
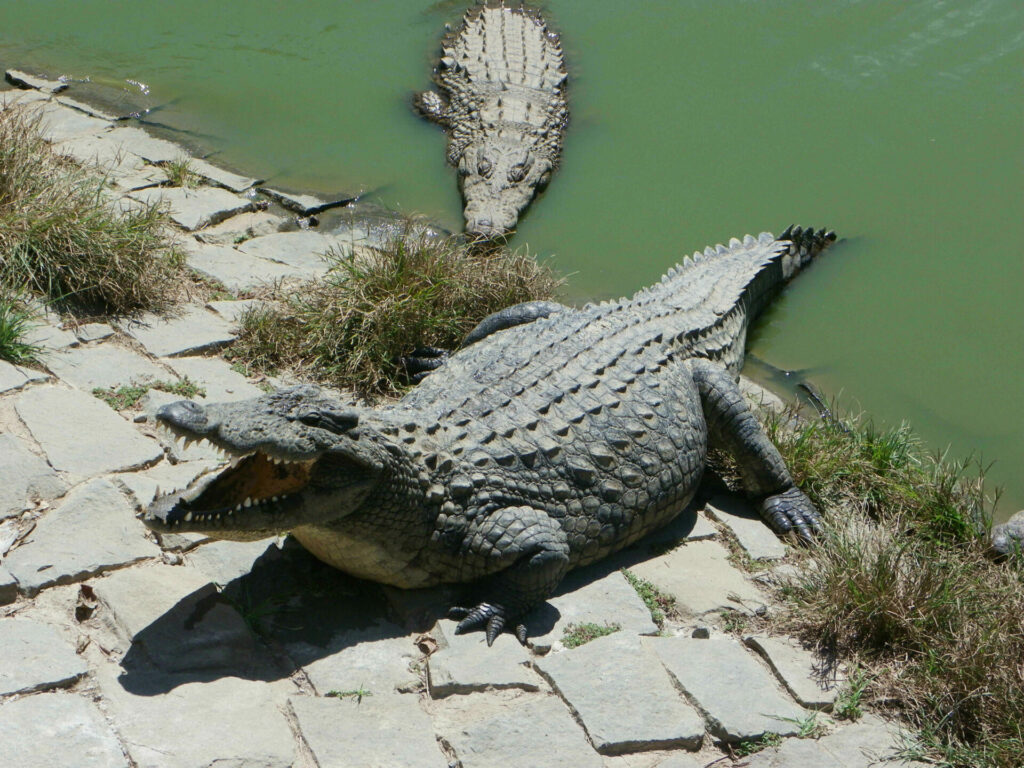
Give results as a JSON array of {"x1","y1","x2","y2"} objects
[
  {"x1": 415, "y1": 2, "x2": 568, "y2": 238},
  {"x1": 144, "y1": 226, "x2": 835, "y2": 644}
]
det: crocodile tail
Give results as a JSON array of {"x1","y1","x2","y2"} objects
[
  {"x1": 636, "y1": 226, "x2": 836, "y2": 374},
  {"x1": 744, "y1": 225, "x2": 838, "y2": 324}
]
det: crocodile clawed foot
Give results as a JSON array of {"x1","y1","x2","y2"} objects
[
  {"x1": 449, "y1": 603, "x2": 528, "y2": 646},
  {"x1": 400, "y1": 346, "x2": 451, "y2": 383},
  {"x1": 759, "y1": 487, "x2": 822, "y2": 544}
]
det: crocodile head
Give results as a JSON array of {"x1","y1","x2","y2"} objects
[
  {"x1": 142, "y1": 386, "x2": 396, "y2": 541},
  {"x1": 458, "y1": 136, "x2": 552, "y2": 238}
]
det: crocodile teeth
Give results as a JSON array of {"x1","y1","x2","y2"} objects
[
  {"x1": 243, "y1": 497, "x2": 253, "y2": 508},
  {"x1": 183, "y1": 512, "x2": 193, "y2": 522}
]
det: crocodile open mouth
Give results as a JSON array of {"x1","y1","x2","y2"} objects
[{"x1": 146, "y1": 450, "x2": 315, "y2": 530}]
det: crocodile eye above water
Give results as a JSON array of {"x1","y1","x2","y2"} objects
[
  {"x1": 507, "y1": 163, "x2": 528, "y2": 183},
  {"x1": 477, "y1": 157, "x2": 493, "y2": 177}
]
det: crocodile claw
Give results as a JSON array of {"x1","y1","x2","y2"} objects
[
  {"x1": 449, "y1": 603, "x2": 528, "y2": 646},
  {"x1": 759, "y1": 487, "x2": 822, "y2": 543},
  {"x1": 400, "y1": 346, "x2": 451, "y2": 384}
]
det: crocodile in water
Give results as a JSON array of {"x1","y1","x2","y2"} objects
[
  {"x1": 415, "y1": 1, "x2": 568, "y2": 239},
  {"x1": 144, "y1": 226, "x2": 835, "y2": 644}
]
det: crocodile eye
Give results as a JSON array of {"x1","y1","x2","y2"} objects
[
  {"x1": 294, "y1": 409, "x2": 359, "y2": 433},
  {"x1": 477, "y1": 157, "x2": 493, "y2": 177},
  {"x1": 507, "y1": 163, "x2": 527, "y2": 183}
]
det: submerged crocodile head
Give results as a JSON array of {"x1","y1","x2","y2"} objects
[
  {"x1": 458, "y1": 136, "x2": 553, "y2": 238},
  {"x1": 142, "y1": 386, "x2": 396, "y2": 541}
]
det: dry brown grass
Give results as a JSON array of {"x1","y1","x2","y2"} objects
[
  {"x1": 739, "y1": 409, "x2": 1024, "y2": 767},
  {"x1": 0, "y1": 104, "x2": 181, "y2": 314},
  {"x1": 229, "y1": 232, "x2": 562, "y2": 398}
]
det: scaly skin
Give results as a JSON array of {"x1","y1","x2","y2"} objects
[
  {"x1": 144, "y1": 226, "x2": 836, "y2": 645},
  {"x1": 415, "y1": 2, "x2": 568, "y2": 238}
]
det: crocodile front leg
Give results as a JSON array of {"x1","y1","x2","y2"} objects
[
  {"x1": 688, "y1": 358, "x2": 822, "y2": 540},
  {"x1": 413, "y1": 90, "x2": 452, "y2": 126},
  {"x1": 449, "y1": 505, "x2": 570, "y2": 645}
]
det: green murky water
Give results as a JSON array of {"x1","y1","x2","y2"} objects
[{"x1": 2, "y1": 1, "x2": 1021, "y2": 516}]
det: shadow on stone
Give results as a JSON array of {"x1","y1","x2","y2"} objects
[
  {"x1": 116, "y1": 538, "x2": 403, "y2": 695},
  {"x1": 118, "y1": 495, "x2": 711, "y2": 693}
]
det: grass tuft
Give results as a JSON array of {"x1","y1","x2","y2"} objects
[
  {"x1": 743, "y1": 407, "x2": 1024, "y2": 768},
  {"x1": 162, "y1": 157, "x2": 199, "y2": 188},
  {"x1": 0, "y1": 104, "x2": 182, "y2": 314},
  {"x1": 92, "y1": 378, "x2": 206, "y2": 410},
  {"x1": 229, "y1": 231, "x2": 562, "y2": 397},
  {"x1": 0, "y1": 291, "x2": 41, "y2": 364},
  {"x1": 622, "y1": 569, "x2": 677, "y2": 629},
  {"x1": 561, "y1": 621, "x2": 621, "y2": 649}
]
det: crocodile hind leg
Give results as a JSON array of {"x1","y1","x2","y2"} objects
[
  {"x1": 688, "y1": 358, "x2": 822, "y2": 540},
  {"x1": 402, "y1": 301, "x2": 567, "y2": 382},
  {"x1": 449, "y1": 506, "x2": 570, "y2": 645},
  {"x1": 460, "y1": 300, "x2": 567, "y2": 347}
]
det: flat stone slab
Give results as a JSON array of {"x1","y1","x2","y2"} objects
[
  {"x1": 291, "y1": 694, "x2": 448, "y2": 768},
  {"x1": 745, "y1": 634, "x2": 842, "y2": 710},
  {"x1": 98, "y1": 668, "x2": 295, "y2": 768},
  {"x1": 0, "y1": 433, "x2": 67, "y2": 520},
  {"x1": 43, "y1": 343, "x2": 166, "y2": 392},
  {"x1": 0, "y1": 88, "x2": 50, "y2": 109},
  {"x1": 35, "y1": 100, "x2": 112, "y2": 142},
  {"x1": 0, "y1": 617, "x2": 88, "y2": 695},
  {"x1": 184, "y1": 539, "x2": 278, "y2": 585},
  {"x1": 433, "y1": 692, "x2": 603, "y2": 768},
  {"x1": 0, "y1": 693, "x2": 128, "y2": 768},
  {"x1": 237, "y1": 230, "x2": 348, "y2": 273},
  {"x1": 5, "y1": 68, "x2": 67, "y2": 93},
  {"x1": 705, "y1": 495, "x2": 787, "y2": 561},
  {"x1": 104, "y1": 125, "x2": 187, "y2": 164},
  {"x1": 93, "y1": 564, "x2": 267, "y2": 673},
  {"x1": 23, "y1": 320, "x2": 78, "y2": 350},
  {"x1": 259, "y1": 186, "x2": 355, "y2": 215},
  {"x1": 628, "y1": 539, "x2": 769, "y2": 617},
  {"x1": 535, "y1": 632, "x2": 704, "y2": 754},
  {"x1": 0, "y1": 359, "x2": 48, "y2": 392},
  {"x1": 428, "y1": 618, "x2": 540, "y2": 698},
  {"x1": 3, "y1": 478, "x2": 159, "y2": 594},
  {"x1": 183, "y1": 239, "x2": 310, "y2": 291},
  {"x1": 116, "y1": 458, "x2": 219, "y2": 509},
  {"x1": 55, "y1": 94, "x2": 121, "y2": 122},
  {"x1": 743, "y1": 715, "x2": 928, "y2": 768},
  {"x1": 54, "y1": 132, "x2": 156, "y2": 185},
  {"x1": 188, "y1": 156, "x2": 260, "y2": 192},
  {"x1": 206, "y1": 298, "x2": 266, "y2": 324},
  {"x1": 164, "y1": 355, "x2": 265, "y2": 400},
  {"x1": 120, "y1": 305, "x2": 236, "y2": 357},
  {"x1": 197, "y1": 210, "x2": 286, "y2": 245},
  {"x1": 73, "y1": 322, "x2": 116, "y2": 342},
  {"x1": 15, "y1": 386, "x2": 164, "y2": 476},
  {"x1": 647, "y1": 635, "x2": 807, "y2": 743},
  {"x1": 739, "y1": 376, "x2": 786, "y2": 412},
  {"x1": 529, "y1": 570, "x2": 659, "y2": 653},
  {"x1": 294, "y1": 623, "x2": 422, "y2": 697},
  {"x1": 129, "y1": 185, "x2": 254, "y2": 231}
]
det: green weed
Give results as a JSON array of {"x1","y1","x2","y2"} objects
[
  {"x1": 561, "y1": 622, "x2": 621, "y2": 649},
  {"x1": 0, "y1": 293, "x2": 41, "y2": 364},
  {"x1": 622, "y1": 569, "x2": 677, "y2": 629}
]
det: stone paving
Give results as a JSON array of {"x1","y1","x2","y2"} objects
[{"x1": 0, "y1": 77, "x2": 931, "y2": 767}]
